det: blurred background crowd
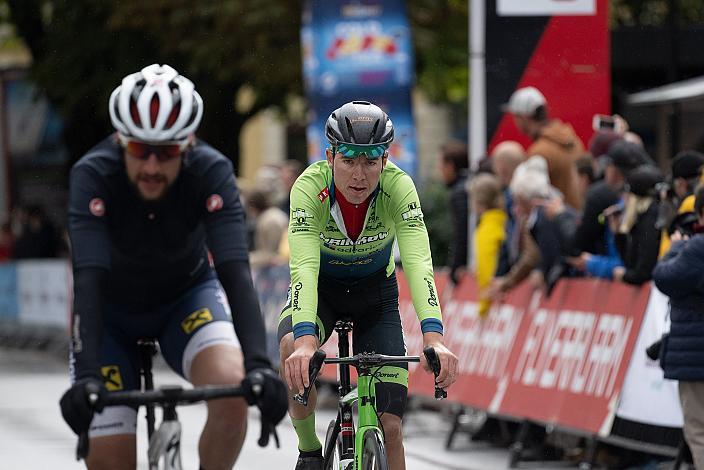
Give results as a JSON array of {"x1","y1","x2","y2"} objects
[{"x1": 2, "y1": 1, "x2": 704, "y2": 468}]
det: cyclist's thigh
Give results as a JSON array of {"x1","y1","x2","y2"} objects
[
  {"x1": 158, "y1": 277, "x2": 241, "y2": 382},
  {"x1": 277, "y1": 282, "x2": 339, "y2": 346},
  {"x1": 87, "y1": 314, "x2": 141, "y2": 438},
  {"x1": 352, "y1": 272, "x2": 408, "y2": 418}
]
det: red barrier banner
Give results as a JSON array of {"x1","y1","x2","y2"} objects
[{"x1": 402, "y1": 271, "x2": 651, "y2": 436}]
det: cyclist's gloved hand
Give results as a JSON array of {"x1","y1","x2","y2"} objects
[
  {"x1": 242, "y1": 368, "x2": 289, "y2": 425},
  {"x1": 59, "y1": 378, "x2": 104, "y2": 436}
]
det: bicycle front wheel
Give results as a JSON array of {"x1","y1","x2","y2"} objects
[
  {"x1": 360, "y1": 429, "x2": 389, "y2": 470},
  {"x1": 324, "y1": 419, "x2": 343, "y2": 470}
]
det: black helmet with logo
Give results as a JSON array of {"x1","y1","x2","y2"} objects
[{"x1": 325, "y1": 101, "x2": 394, "y2": 150}]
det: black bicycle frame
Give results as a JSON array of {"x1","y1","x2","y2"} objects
[{"x1": 323, "y1": 320, "x2": 355, "y2": 465}]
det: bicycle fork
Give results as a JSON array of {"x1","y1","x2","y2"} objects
[{"x1": 148, "y1": 404, "x2": 183, "y2": 470}]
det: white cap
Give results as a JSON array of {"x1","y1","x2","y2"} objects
[{"x1": 502, "y1": 86, "x2": 546, "y2": 116}]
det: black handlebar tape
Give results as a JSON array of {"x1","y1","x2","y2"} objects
[
  {"x1": 309, "y1": 350, "x2": 327, "y2": 377},
  {"x1": 423, "y1": 347, "x2": 441, "y2": 375},
  {"x1": 423, "y1": 347, "x2": 447, "y2": 400}
]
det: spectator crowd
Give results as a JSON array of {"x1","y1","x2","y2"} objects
[{"x1": 442, "y1": 85, "x2": 704, "y2": 468}]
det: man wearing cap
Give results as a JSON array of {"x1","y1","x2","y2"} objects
[{"x1": 502, "y1": 86, "x2": 585, "y2": 210}]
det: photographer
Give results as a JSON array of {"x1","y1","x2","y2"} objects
[
  {"x1": 652, "y1": 184, "x2": 704, "y2": 469},
  {"x1": 658, "y1": 150, "x2": 704, "y2": 257}
]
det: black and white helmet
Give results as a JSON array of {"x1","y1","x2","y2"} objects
[
  {"x1": 325, "y1": 101, "x2": 394, "y2": 147},
  {"x1": 109, "y1": 64, "x2": 203, "y2": 142}
]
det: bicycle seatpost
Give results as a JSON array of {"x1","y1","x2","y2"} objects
[
  {"x1": 423, "y1": 347, "x2": 447, "y2": 400},
  {"x1": 293, "y1": 350, "x2": 327, "y2": 406}
]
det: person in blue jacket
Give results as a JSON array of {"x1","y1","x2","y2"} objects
[{"x1": 653, "y1": 184, "x2": 704, "y2": 469}]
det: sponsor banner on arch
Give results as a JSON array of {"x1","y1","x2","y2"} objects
[
  {"x1": 400, "y1": 272, "x2": 650, "y2": 436},
  {"x1": 301, "y1": 0, "x2": 418, "y2": 177}
]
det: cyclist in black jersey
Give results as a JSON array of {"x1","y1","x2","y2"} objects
[{"x1": 59, "y1": 64, "x2": 288, "y2": 470}]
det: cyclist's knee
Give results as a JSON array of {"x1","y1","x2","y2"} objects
[
  {"x1": 279, "y1": 332, "x2": 295, "y2": 366},
  {"x1": 380, "y1": 415, "x2": 403, "y2": 443}
]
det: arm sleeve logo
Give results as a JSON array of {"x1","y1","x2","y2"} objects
[
  {"x1": 89, "y1": 198, "x2": 106, "y2": 217},
  {"x1": 206, "y1": 194, "x2": 224, "y2": 212}
]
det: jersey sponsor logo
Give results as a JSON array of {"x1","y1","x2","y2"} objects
[
  {"x1": 328, "y1": 258, "x2": 372, "y2": 266},
  {"x1": 292, "y1": 282, "x2": 303, "y2": 312},
  {"x1": 291, "y1": 208, "x2": 313, "y2": 226},
  {"x1": 182, "y1": 308, "x2": 213, "y2": 334},
  {"x1": 425, "y1": 277, "x2": 438, "y2": 307},
  {"x1": 317, "y1": 187, "x2": 329, "y2": 202},
  {"x1": 101, "y1": 365, "x2": 124, "y2": 391},
  {"x1": 206, "y1": 194, "x2": 224, "y2": 212},
  {"x1": 89, "y1": 198, "x2": 105, "y2": 217},
  {"x1": 320, "y1": 231, "x2": 388, "y2": 246},
  {"x1": 376, "y1": 371, "x2": 400, "y2": 379},
  {"x1": 401, "y1": 202, "x2": 423, "y2": 221}
]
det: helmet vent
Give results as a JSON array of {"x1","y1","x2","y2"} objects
[
  {"x1": 370, "y1": 120, "x2": 380, "y2": 144},
  {"x1": 344, "y1": 117, "x2": 356, "y2": 143}
]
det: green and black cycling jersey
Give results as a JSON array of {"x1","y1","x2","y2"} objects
[{"x1": 285, "y1": 160, "x2": 443, "y2": 338}]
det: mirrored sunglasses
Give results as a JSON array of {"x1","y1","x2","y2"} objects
[
  {"x1": 120, "y1": 136, "x2": 190, "y2": 162},
  {"x1": 336, "y1": 143, "x2": 387, "y2": 159}
]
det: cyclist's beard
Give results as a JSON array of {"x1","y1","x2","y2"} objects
[{"x1": 132, "y1": 173, "x2": 172, "y2": 201}]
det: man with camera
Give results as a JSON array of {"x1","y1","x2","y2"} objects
[
  {"x1": 658, "y1": 151, "x2": 704, "y2": 256},
  {"x1": 653, "y1": 184, "x2": 704, "y2": 469}
]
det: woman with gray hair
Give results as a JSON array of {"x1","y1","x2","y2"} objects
[{"x1": 489, "y1": 156, "x2": 577, "y2": 298}]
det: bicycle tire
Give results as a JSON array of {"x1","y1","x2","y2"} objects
[
  {"x1": 324, "y1": 419, "x2": 344, "y2": 470},
  {"x1": 360, "y1": 428, "x2": 389, "y2": 470}
]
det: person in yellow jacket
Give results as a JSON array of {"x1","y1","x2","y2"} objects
[
  {"x1": 658, "y1": 151, "x2": 704, "y2": 257},
  {"x1": 467, "y1": 173, "x2": 507, "y2": 318}
]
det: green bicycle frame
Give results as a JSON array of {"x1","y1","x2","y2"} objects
[{"x1": 354, "y1": 372, "x2": 383, "y2": 469}]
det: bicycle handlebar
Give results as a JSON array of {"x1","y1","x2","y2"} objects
[
  {"x1": 89, "y1": 383, "x2": 250, "y2": 408},
  {"x1": 324, "y1": 353, "x2": 420, "y2": 366},
  {"x1": 293, "y1": 348, "x2": 447, "y2": 406},
  {"x1": 77, "y1": 381, "x2": 278, "y2": 461}
]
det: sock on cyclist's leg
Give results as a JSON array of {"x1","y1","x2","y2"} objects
[{"x1": 292, "y1": 413, "x2": 322, "y2": 454}]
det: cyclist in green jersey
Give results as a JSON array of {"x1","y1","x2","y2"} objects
[{"x1": 278, "y1": 101, "x2": 459, "y2": 470}]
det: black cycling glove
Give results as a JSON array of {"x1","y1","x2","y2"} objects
[
  {"x1": 242, "y1": 368, "x2": 289, "y2": 425},
  {"x1": 59, "y1": 378, "x2": 105, "y2": 436}
]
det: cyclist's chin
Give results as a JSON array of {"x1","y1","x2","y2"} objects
[{"x1": 137, "y1": 180, "x2": 168, "y2": 201}]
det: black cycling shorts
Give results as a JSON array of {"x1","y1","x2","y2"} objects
[{"x1": 278, "y1": 269, "x2": 408, "y2": 418}]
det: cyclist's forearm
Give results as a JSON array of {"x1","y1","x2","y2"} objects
[
  {"x1": 215, "y1": 260, "x2": 272, "y2": 371},
  {"x1": 71, "y1": 267, "x2": 107, "y2": 381}
]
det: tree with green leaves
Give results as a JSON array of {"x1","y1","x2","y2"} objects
[{"x1": 6, "y1": 1, "x2": 470, "y2": 170}]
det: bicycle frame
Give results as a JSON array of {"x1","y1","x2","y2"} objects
[{"x1": 321, "y1": 321, "x2": 422, "y2": 470}]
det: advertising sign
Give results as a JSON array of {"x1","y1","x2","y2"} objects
[
  {"x1": 497, "y1": 0, "x2": 596, "y2": 16},
  {"x1": 17, "y1": 260, "x2": 72, "y2": 328},
  {"x1": 302, "y1": 0, "x2": 418, "y2": 177},
  {"x1": 401, "y1": 272, "x2": 651, "y2": 436},
  {"x1": 0, "y1": 264, "x2": 18, "y2": 320},
  {"x1": 485, "y1": 0, "x2": 609, "y2": 153}
]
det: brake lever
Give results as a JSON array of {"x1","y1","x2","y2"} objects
[
  {"x1": 257, "y1": 420, "x2": 280, "y2": 448},
  {"x1": 76, "y1": 388, "x2": 103, "y2": 460},
  {"x1": 423, "y1": 347, "x2": 447, "y2": 400},
  {"x1": 76, "y1": 432, "x2": 90, "y2": 460},
  {"x1": 292, "y1": 350, "x2": 327, "y2": 406}
]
